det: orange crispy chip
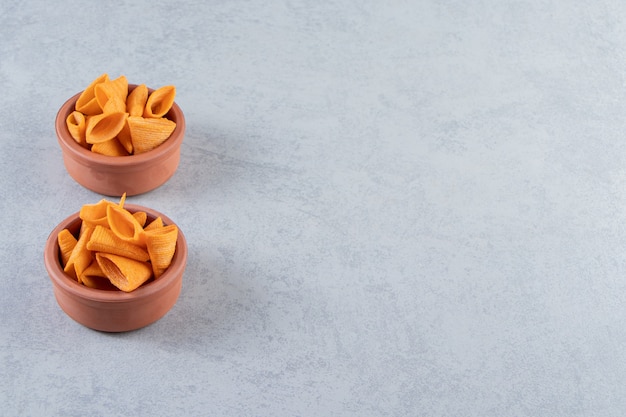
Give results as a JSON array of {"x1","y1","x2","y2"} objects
[
  {"x1": 115, "y1": 121, "x2": 133, "y2": 154},
  {"x1": 80, "y1": 260, "x2": 119, "y2": 290},
  {"x1": 64, "y1": 226, "x2": 95, "y2": 282},
  {"x1": 126, "y1": 84, "x2": 148, "y2": 117},
  {"x1": 118, "y1": 192, "x2": 126, "y2": 208},
  {"x1": 94, "y1": 75, "x2": 128, "y2": 110},
  {"x1": 79, "y1": 221, "x2": 92, "y2": 238},
  {"x1": 102, "y1": 95, "x2": 127, "y2": 114},
  {"x1": 66, "y1": 111, "x2": 87, "y2": 146},
  {"x1": 57, "y1": 229, "x2": 78, "y2": 266},
  {"x1": 75, "y1": 73, "x2": 109, "y2": 115},
  {"x1": 96, "y1": 253, "x2": 153, "y2": 292},
  {"x1": 80, "y1": 198, "x2": 116, "y2": 228},
  {"x1": 91, "y1": 137, "x2": 129, "y2": 156},
  {"x1": 85, "y1": 112, "x2": 128, "y2": 144},
  {"x1": 132, "y1": 211, "x2": 147, "y2": 227},
  {"x1": 144, "y1": 224, "x2": 178, "y2": 278},
  {"x1": 87, "y1": 225, "x2": 149, "y2": 262},
  {"x1": 127, "y1": 116, "x2": 176, "y2": 154},
  {"x1": 144, "y1": 216, "x2": 163, "y2": 231},
  {"x1": 106, "y1": 204, "x2": 144, "y2": 244},
  {"x1": 143, "y1": 85, "x2": 176, "y2": 118}
]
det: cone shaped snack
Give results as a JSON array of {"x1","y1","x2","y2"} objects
[
  {"x1": 96, "y1": 253, "x2": 153, "y2": 292},
  {"x1": 66, "y1": 111, "x2": 87, "y2": 146},
  {"x1": 144, "y1": 216, "x2": 163, "y2": 231},
  {"x1": 118, "y1": 192, "x2": 127, "y2": 208},
  {"x1": 57, "y1": 229, "x2": 78, "y2": 266},
  {"x1": 79, "y1": 221, "x2": 92, "y2": 238},
  {"x1": 126, "y1": 84, "x2": 148, "y2": 117},
  {"x1": 143, "y1": 85, "x2": 176, "y2": 118},
  {"x1": 87, "y1": 225, "x2": 149, "y2": 262},
  {"x1": 144, "y1": 224, "x2": 178, "y2": 278},
  {"x1": 80, "y1": 260, "x2": 119, "y2": 291},
  {"x1": 132, "y1": 211, "x2": 147, "y2": 227},
  {"x1": 94, "y1": 75, "x2": 128, "y2": 110},
  {"x1": 75, "y1": 73, "x2": 109, "y2": 115},
  {"x1": 127, "y1": 116, "x2": 176, "y2": 154},
  {"x1": 115, "y1": 121, "x2": 133, "y2": 153},
  {"x1": 80, "y1": 199, "x2": 116, "y2": 228},
  {"x1": 64, "y1": 226, "x2": 94, "y2": 282},
  {"x1": 102, "y1": 95, "x2": 127, "y2": 114},
  {"x1": 91, "y1": 137, "x2": 129, "y2": 156},
  {"x1": 106, "y1": 204, "x2": 144, "y2": 244},
  {"x1": 85, "y1": 112, "x2": 128, "y2": 144}
]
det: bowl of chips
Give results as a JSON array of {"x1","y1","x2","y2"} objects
[
  {"x1": 55, "y1": 74, "x2": 186, "y2": 196},
  {"x1": 43, "y1": 198, "x2": 188, "y2": 332}
]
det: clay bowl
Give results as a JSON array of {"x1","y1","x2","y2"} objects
[
  {"x1": 55, "y1": 84, "x2": 186, "y2": 196},
  {"x1": 43, "y1": 204, "x2": 188, "y2": 332}
]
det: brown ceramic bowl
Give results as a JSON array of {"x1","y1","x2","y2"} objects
[
  {"x1": 55, "y1": 84, "x2": 186, "y2": 196},
  {"x1": 43, "y1": 204, "x2": 188, "y2": 332}
]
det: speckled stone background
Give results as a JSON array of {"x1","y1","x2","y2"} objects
[{"x1": 3, "y1": 1, "x2": 626, "y2": 416}]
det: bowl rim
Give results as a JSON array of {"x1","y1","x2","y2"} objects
[
  {"x1": 43, "y1": 203, "x2": 187, "y2": 303},
  {"x1": 55, "y1": 84, "x2": 186, "y2": 168}
]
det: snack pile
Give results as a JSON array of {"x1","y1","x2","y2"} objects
[
  {"x1": 58, "y1": 195, "x2": 179, "y2": 292},
  {"x1": 66, "y1": 74, "x2": 177, "y2": 155}
]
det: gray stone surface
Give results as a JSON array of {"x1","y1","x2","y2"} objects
[{"x1": 2, "y1": 1, "x2": 626, "y2": 415}]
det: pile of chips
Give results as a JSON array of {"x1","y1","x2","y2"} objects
[
  {"x1": 58, "y1": 194, "x2": 179, "y2": 292},
  {"x1": 65, "y1": 73, "x2": 177, "y2": 156}
]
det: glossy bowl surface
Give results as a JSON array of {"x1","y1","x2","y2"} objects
[
  {"x1": 55, "y1": 85, "x2": 186, "y2": 196},
  {"x1": 43, "y1": 204, "x2": 187, "y2": 332}
]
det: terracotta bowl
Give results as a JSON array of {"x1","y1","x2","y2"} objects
[
  {"x1": 43, "y1": 204, "x2": 188, "y2": 332},
  {"x1": 55, "y1": 84, "x2": 186, "y2": 196}
]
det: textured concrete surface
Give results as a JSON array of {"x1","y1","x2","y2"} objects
[{"x1": 3, "y1": 1, "x2": 626, "y2": 416}]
